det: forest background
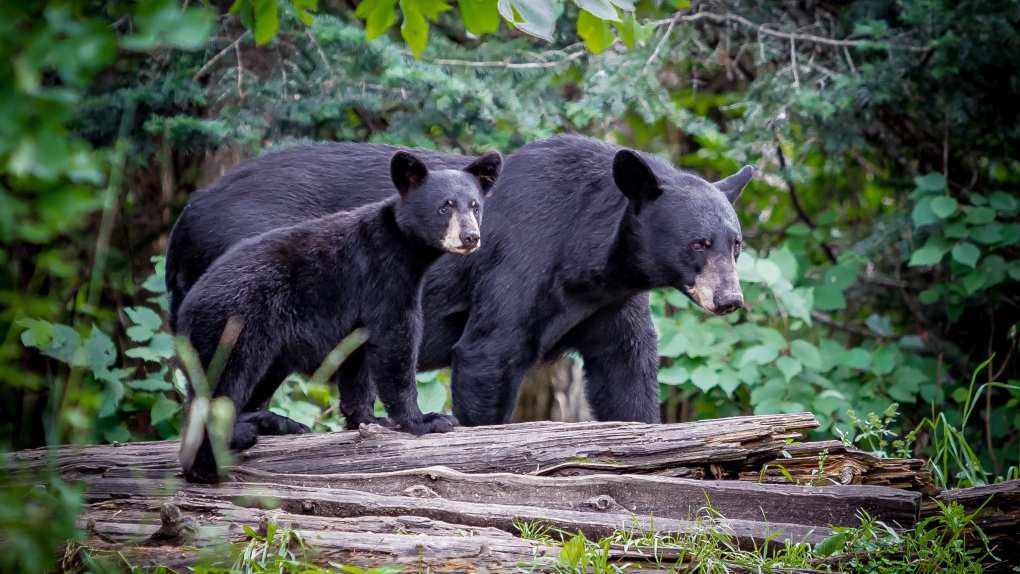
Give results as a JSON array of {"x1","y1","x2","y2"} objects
[{"x1": 1, "y1": 0, "x2": 1019, "y2": 570}]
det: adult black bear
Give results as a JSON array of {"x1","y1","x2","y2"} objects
[
  {"x1": 167, "y1": 136, "x2": 752, "y2": 429},
  {"x1": 175, "y1": 150, "x2": 502, "y2": 483}
]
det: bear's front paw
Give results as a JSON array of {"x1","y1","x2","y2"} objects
[
  {"x1": 389, "y1": 411, "x2": 459, "y2": 434},
  {"x1": 415, "y1": 412, "x2": 459, "y2": 434}
]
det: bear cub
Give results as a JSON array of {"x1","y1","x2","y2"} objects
[{"x1": 176, "y1": 150, "x2": 502, "y2": 483}]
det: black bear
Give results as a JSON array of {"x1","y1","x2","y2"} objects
[
  {"x1": 167, "y1": 136, "x2": 752, "y2": 429},
  {"x1": 174, "y1": 150, "x2": 502, "y2": 483}
]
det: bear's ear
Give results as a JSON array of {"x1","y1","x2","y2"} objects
[
  {"x1": 391, "y1": 151, "x2": 429, "y2": 196},
  {"x1": 613, "y1": 149, "x2": 663, "y2": 207},
  {"x1": 714, "y1": 165, "x2": 754, "y2": 204},
  {"x1": 463, "y1": 151, "x2": 502, "y2": 196}
]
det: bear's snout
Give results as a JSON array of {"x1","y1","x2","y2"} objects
[
  {"x1": 713, "y1": 292, "x2": 744, "y2": 315},
  {"x1": 460, "y1": 230, "x2": 479, "y2": 249}
]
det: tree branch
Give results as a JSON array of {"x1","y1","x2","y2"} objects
[
  {"x1": 651, "y1": 12, "x2": 928, "y2": 52},
  {"x1": 775, "y1": 141, "x2": 838, "y2": 263}
]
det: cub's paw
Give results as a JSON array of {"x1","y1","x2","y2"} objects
[
  {"x1": 400, "y1": 413, "x2": 459, "y2": 435},
  {"x1": 230, "y1": 421, "x2": 260, "y2": 451},
  {"x1": 239, "y1": 411, "x2": 311, "y2": 436}
]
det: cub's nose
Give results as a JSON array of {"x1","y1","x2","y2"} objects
[
  {"x1": 714, "y1": 292, "x2": 743, "y2": 315},
  {"x1": 460, "y1": 230, "x2": 479, "y2": 249}
]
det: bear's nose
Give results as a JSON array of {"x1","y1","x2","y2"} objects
[
  {"x1": 460, "y1": 230, "x2": 479, "y2": 248},
  {"x1": 714, "y1": 292, "x2": 743, "y2": 315}
]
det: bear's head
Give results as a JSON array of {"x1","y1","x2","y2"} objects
[
  {"x1": 390, "y1": 150, "x2": 502, "y2": 254},
  {"x1": 613, "y1": 149, "x2": 754, "y2": 316}
]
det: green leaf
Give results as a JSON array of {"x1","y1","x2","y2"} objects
[
  {"x1": 127, "y1": 376, "x2": 173, "y2": 392},
  {"x1": 776, "y1": 356, "x2": 802, "y2": 382},
  {"x1": 458, "y1": 0, "x2": 500, "y2": 35},
  {"x1": 962, "y1": 269, "x2": 986, "y2": 294},
  {"x1": 918, "y1": 287, "x2": 941, "y2": 304},
  {"x1": 908, "y1": 245, "x2": 945, "y2": 267},
  {"x1": 292, "y1": 0, "x2": 319, "y2": 24},
  {"x1": 786, "y1": 223, "x2": 811, "y2": 236},
  {"x1": 573, "y1": 0, "x2": 619, "y2": 21},
  {"x1": 613, "y1": 11, "x2": 650, "y2": 47},
  {"x1": 755, "y1": 259, "x2": 781, "y2": 285},
  {"x1": 87, "y1": 327, "x2": 117, "y2": 370},
  {"x1": 989, "y1": 191, "x2": 1017, "y2": 212},
  {"x1": 813, "y1": 285, "x2": 846, "y2": 311},
  {"x1": 970, "y1": 222, "x2": 1002, "y2": 244},
  {"x1": 865, "y1": 314, "x2": 893, "y2": 336},
  {"x1": 914, "y1": 172, "x2": 946, "y2": 193},
  {"x1": 400, "y1": 0, "x2": 430, "y2": 58},
  {"x1": 416, "y1": 377, "x2": 448, "y2": 413},
  {"x1": 929, "y1": 196, "x2": 958, "y2": 219},
  {"x1": 888, "y1": 366, "x2": 923, "y2": 403},
  {"x1": 777, "y1": 286, "x2": 813, "y2": 325},
  {"x1": 822, "y1": 263, "x2": 857, "y2": 290},
  {"x1": 576, "y1": 10, "x2": 616, "y2": 54},
  {"x1": 840, "y1": 348, "x2": 871, "y2": 370},
  {"x1": 911, "y1": 197, "x2": 939, "y2": 227},
  {"x1": 815, "y1": 532, "x2": 848, "y2": 557},
  {"x1": 950, "y1": 242, "x2": 980, "y2": 268},
  {"x1": 658, "y1": 365, "x2": 689, "y2": 385},
  {"x1": 740, "y1": 344, "x2": 779, "y2": 366},
  {"x1": 717, "y1": 369, "x2": 741, "y2": 396},
  {"x1": 497, "y1": 0, "x2": 555, "y2": 41},
  {"x1": 355, "y1": 0, "x2": 399, "y2": 39},
  {"x1": 790, "y1": 340, "x2": 823, "y2": 371},
  {"x1": 254, "y1": 0, "x2": 280, "y2": 45},
  {"x1": 151, "y1": 395, "x2": 180, "y2": 425},
  {"x1": 125, "y1": 306, "x2": 163, "y2": 342},
  {"x1": 870, "y1": 346, "x2": 900, "y2": 376},
  {"x1": 965, "y1": 207, "x2": 996, "y2": 225},
  {"x1": 769, "y1": 245, "x2": 800, "y2": 283},
  {"x1": 18, "y1": 319, "x2": 83, "y2": 365},
  {"x1": 690, "y1": 366, "x2": 719, "y2": 391}
]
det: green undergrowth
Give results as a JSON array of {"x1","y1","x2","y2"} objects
[
  {"x1": 514, "y1": 499, "x2": 994, "y2": 573},
  {"x1": 66, "y1": 497, "x2": 994, "y2": 573}
]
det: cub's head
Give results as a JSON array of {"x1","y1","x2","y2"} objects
[
  {"x1": 613, "y1": 149, "x2": 754, "y2": 315},
  {"x1": 390, "y1": 150, "x2": 502, "y2": 254}
]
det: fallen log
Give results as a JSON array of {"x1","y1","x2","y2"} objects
[
  {"x1": 11, "y1": 413, "x2": 821, "y2": 481},
  {"x1": 924, "y1": 479, "x2": 1020, "y2": 568},
  {"x1": 739, "y1": 440, "x2": 937, "y2": 495}
]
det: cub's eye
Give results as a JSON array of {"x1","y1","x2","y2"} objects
[
  {"x1": 734, "y1": 240, "x2": 743, "y2": 254},
  {"x1": 470, "y1": 201, "x2": 479, "y2": 212},
  {"x1": 691, "y1": 240, "x2": 705, "y2": 251},
  {"x1": 439, "y1": 206, "x2": 449, "y2": 215}
]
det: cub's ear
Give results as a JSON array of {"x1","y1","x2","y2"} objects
[
  {"x1": 714, "y1": 165, "x2": 754, "y2": 204},
  {"x1": 612, "y1": 150, "x2": 663, "y2": 209},
  {"x1": 463, "y1": 151, "x2": 502, "y2": 196},
  {"x1": 391, "y1": 151, "x2": 429, "y2": 196}
]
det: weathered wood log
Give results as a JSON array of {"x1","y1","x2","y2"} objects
[
  {"x1": 222, "y1": 466, "x2": 920, "y2": 529},
  {"x1": 924, "y1": 479, "x2": 1020, "y2": 569},
  {"x1": 738, "y1": 440, "x2": 936, "y2": 495},
  {"x1": 11, "y1": 413, "x2": 821, "y2": 481}
]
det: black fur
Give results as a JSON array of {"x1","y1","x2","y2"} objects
[
  {"x1": 175, "y1": 151, "x2": 500, "y2": 483},
  {"x1": 166, "y1": 136, "x2": 752, "y2": 431}
]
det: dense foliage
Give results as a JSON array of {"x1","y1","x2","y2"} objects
[{"x1": 2, "y1": 0, "x2": 1019, "y2": 570}]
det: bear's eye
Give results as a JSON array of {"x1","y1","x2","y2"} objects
[
  {"x1": 470, "y1": 201, "x2": 479, "y2": 212},
  {"x1": 734, "y1": 239, "x2": 742, "y2": 255},
  {"x1": 439, "y1": 206, "x2": 449, "y2": 215},
  {"x1": 691, "y1": 240, "x2": 708, "y2": 251}
]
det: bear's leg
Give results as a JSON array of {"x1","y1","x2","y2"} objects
[
  {"x1": 366, "y1": 313, "x2": 457, "y2": 435},
  {"x1": 572, "y1": 294, "x2": 660, "y2": 423},
  {"x1": 449, "y1": 315, "x2": 540, "y2": 426},
  {"x1": 184, "y1": 333, "x2": 277, "y2": 483},
  {"x1": 337, "y1": 346, "x2": 396, "y2": 430}
]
